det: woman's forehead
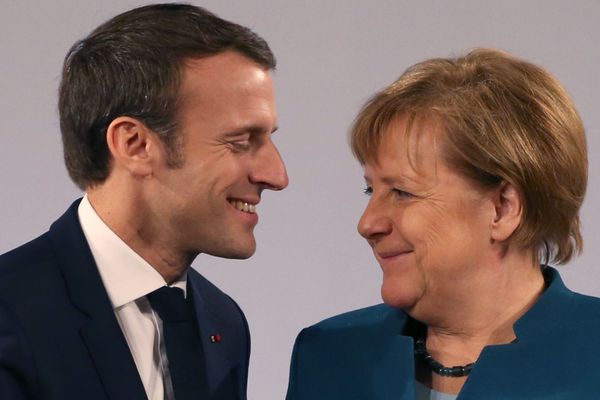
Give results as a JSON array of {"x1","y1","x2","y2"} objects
[{"x1": 375, "y1": 117, "x2": 443, "y2": 168}]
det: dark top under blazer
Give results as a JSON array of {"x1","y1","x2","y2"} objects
[
  {"x1": 0, "y1": 200, "x2": 250, "y2": 400},
  {"x1": 286, "y1": 267, "x2": 600, "y2": 399}
]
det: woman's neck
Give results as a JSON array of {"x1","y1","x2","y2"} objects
[{"x1": 414, "y1": 253, "x2": 546, "y2": 394}]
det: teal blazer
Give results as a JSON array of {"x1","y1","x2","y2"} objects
[{"x1": 286, "y1": 267, "x2": 600, "y2": 399}]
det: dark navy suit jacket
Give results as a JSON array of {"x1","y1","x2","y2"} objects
[
  {"x1": 286, "y1": 267, "x2": 600, "y2": 399},
  {"x1": 0, "y1": 200, "x2": 250, "y2": 400}
]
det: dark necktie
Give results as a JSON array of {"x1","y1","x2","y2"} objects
[{"x1": 147, "y1": 285, "x2": 208, "y2": 400}]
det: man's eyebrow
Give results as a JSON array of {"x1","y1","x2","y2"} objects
[{"x1": 222, "y1": 125, "x2": 279, "y2": 137}]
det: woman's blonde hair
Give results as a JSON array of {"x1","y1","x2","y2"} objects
[{"x1": 351, "y1": 48, "x2": 587, "y2": 265}]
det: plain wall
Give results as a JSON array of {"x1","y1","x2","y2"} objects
[{"x1": 1, "y1": 1, "x2": 599, "y2": 398}]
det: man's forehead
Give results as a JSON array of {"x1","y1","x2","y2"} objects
[
  {"x1": 182, "y1": 52, "x2": 272, "y2": 83},
  {"x1": 176, "y1": 54, "x2": 273, "y2": 107}
]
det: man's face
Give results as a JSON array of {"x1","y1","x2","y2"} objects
[{"x1": 148, "y1": 51, "x2": 288, "y2": 260}]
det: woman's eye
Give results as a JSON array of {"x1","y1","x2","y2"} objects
[
  {"x1": 393, "y1": 188, "x2": 413, "y2": 199},
  {"x1": 363, "y1": 186, "x2": 373, "y2": 196}
]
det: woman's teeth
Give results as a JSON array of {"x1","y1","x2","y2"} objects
[{"x1": 229, "y1": 199, "x2": 256, "y2": 214}]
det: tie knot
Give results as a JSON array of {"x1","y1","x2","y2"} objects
[{"x1": 146, "y1": 286, "x2": 190, "y2": 322}]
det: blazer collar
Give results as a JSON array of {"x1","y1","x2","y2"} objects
[
  {"x1": 48, "y1": 199, "x2": 147, "y2": 400},
  {"x1": 513, "y1": 265, "x2": 574, "y2": 339},
  {"x1": 378, "y1": 266, "x2": 574, "y2": 399},
  {"x1": 457, "y1": 267, "x2": 580, "y2": 399}
]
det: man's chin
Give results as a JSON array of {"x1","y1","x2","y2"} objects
[
  {"x1": 210, "y1": 240, "x2": 257, "y2": 260},
  {"x1": 229, "y1": 248, "x2": 256, "y2": 260}
]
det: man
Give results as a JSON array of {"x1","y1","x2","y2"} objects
[{"x1": 0, "y1": 3, "x2": 287, "y2": 400}]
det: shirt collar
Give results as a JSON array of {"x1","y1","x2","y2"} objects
[{"x1": 78, "y1": 195, "x2": 187, "y2": 309}]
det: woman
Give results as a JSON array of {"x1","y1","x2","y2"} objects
[{"x1": 286, "y1": 49, "x2": 600, "y2": 399}]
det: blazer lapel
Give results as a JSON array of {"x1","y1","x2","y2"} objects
[
  {"x1": 368, "y1": 334, "x2": 416, "y2": 400},
  {"x1": 376, "y1": 310, "x2": 418, "y2": 400},
  {"x1": 48, "y1": 201, "x2": 147, "y2": 400},
  {"x1": 302, "y1": 307, "x2": 417, "y2": 400}
]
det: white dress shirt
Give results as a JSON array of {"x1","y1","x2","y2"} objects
[{"x1": 78, "y1": 195, "x2": 186, "y2": 400}]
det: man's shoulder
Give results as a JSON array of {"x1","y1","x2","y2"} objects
[
  {"x1": 0, "y1": 232, "x2": 54, "y2": 284},
  {"x1": 0, "y1": 229, "x2": 73, "y2": 357},
  {"x1": 0, "y1": 202, "x2": 82, "y2": 307},
  {"x1": 0, "y1": 200, "x2": 80, "y2": 280}
]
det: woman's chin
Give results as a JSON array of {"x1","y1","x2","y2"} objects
[{"x1": 380, "y1": 283, "x2": 421, "y2": 311}]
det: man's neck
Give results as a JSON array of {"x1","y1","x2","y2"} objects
[{"x1": 86, "y1": 188, "x2": 192, "y2": 284}]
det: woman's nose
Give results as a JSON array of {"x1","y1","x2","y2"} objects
[{"x1": 357, "y1": 198, "x2": 393, "y2": 240}]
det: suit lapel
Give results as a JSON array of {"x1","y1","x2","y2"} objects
[
  {"x1": 48, "y1": 201, "x2": 147, "y2": 400},
  {"x1": 188, "y1": 274, "x2": 240, "y2": 398}
]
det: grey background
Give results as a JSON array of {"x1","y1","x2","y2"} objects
[{"x1": 1, "y1": 1, "x2": 598, "y2": 398}]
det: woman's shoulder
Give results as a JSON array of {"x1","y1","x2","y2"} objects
[
  {"x1": 299, "y1": 303, "x2": 409, "y2": 339},
  {"x1": 541, "y1": 266, "x2": 600, "y2": 323}
]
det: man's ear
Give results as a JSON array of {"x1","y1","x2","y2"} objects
[
  {"x1": 105, "y1": 116, "x2": 157, "y2": 178},
  {"x1": 490, "y1": 182, "x2": 523, "y2": 242}
]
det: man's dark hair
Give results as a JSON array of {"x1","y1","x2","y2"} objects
[{"x1": 59, "y1": 3, "x2": 276, "y2": 189}]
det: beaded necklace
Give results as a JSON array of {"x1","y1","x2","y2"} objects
[{"x1": 414, "y1": 337, "x2": 475, "y2": 377}]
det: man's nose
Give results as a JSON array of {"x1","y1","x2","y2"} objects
[{"x1": 250, "y1": 139, "x2": 288, "y2": 191}]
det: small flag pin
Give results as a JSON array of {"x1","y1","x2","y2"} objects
[{"x1": 210, "y1": 334, "x2": 221, "y2": 343}]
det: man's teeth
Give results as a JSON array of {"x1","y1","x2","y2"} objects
[{"x1": 229, "y1": 200, "x2": 256, "y2": 214}]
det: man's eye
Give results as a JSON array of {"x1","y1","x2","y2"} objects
[
  {"x1": 229, "y1": 140, "x2": 251, "y2": 151},
  {"x1": 363, "y1": 186, "x2": 373, "y2": 196}
]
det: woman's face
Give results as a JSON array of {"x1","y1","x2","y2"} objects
[{"x1": 358, "y1": 117, "x2": 497, "y2": 317}]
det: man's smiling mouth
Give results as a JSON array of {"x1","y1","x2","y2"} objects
[{"x1": 228, "y1": 199, "x2": 257, "y2": 214}]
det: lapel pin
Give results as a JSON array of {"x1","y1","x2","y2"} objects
[{"x1": 210, "y1": 334, "x2": 221, "y2": 343}]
